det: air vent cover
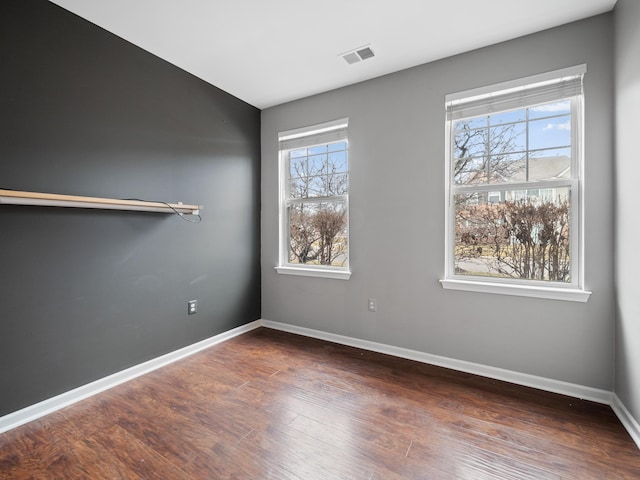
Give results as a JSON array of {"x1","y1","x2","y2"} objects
[
  {"x1": 356, "y1": 47, "x2": 374, "y2": 60},
  {"x1": 342, "y1": 52, "x2": 361, "y2": 65},
  {"x1": 340, "y1": 45, "x2": 375, "y2": 64}
]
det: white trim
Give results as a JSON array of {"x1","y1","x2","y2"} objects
[
  {"x1": 261, "y1": 320, "x2": 610, "y2": 404},
  {"x1": 440, "y1": 279, "x2": 592, "y2": 302},
  {"x1": 275, "y1": 266, "x2": 351, "y2": 280},
  {"x1": 611, "y1": 394, "x2": 640, "y2": 449},
  {"x1": 0, "y1": 320, "x2": 262, "y2": 435},
  {"x1": 452, "y1": 179, "x2": 577, "y2": 195}
]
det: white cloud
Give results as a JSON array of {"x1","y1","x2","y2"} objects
[{"x1": 543, "y1": 121, "x2": 571, "y2": 131}]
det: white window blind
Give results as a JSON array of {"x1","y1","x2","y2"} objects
[
  {"x1": 278, "y1": 118, "x2": 349, "y2": 151},
  {"x1": 446, "y1": 65, "x2": 585, "y2": 121}
]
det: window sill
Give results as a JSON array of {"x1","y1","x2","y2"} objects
[
  {"x1": 440, "y1": 279, "x2": 591, "y2": 302},
  {"x1": 275, "y1": 266, "x2": 351, "y2": 280}
]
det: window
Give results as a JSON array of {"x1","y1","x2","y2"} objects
[
  {"x1": 441, "y1": 66, "x2": 590, "y2": 302},
  {"x1": 276, "y1": 118, "x2": 350, "y2": 280}
]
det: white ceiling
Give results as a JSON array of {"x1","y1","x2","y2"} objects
[{"x1": 49, "y1": 0, "x2": 617, "y2": 109}]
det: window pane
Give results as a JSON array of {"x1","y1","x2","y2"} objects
[
  {"x1": 328, "y1": 151, "x2": 348, "y2": 173},
  {"x1": 289, "y1": 156, "x2": 306, "y2": 179},
  {"x1": 455, "y1": 116, "x2": 488, "y2": 131},
  {"x1": 327, "y1": 173, "x2": 348, "y2": 196},
  {"x1": 489, "y1": 109, "x2": 526, "y2": 125},
  {"x1": 488, "y1": 122, "x2": 526, "y2": 155},
  {"x1": 328, "y1": 141, "x2": 347, "y2": 153},
  {"x1": 288, "y1": 201, "x2": 348, "y2": 267},
  {"x1": 453, "y1": 187, "x2": 571, "y2": 282},
  {"x1": 308, "y1": 145, "x2": 327, "y2": 155},
  {"x1": 308, "y1": 153, "x2": 327, "y2": 176},
  {"x1": 528, "y1": 148, "x2": 571, "y2": 181},
  {"x1": 454, "y1": 156, "x2": 486, "y2": 185},
  {"x1": 529, "y1": 115, "x2": 571, "y2": 150},
  {"x1": 287, "y1": 143, "x2": 348, "y2": 198},
  {"x1": 290, "y1": 148, "x2": 307, "y2": 159},
  {"x1": 488, "y1": 153, "x2": 527, "y2": 183},
  {"x1": 290, "y1": 174, "x2": 348, "y2": 198},
  {"x1": 529, "y1": 100, "x2": 570, "y2": 119},
  {"x1": 454, "y1": 125, "x2": 488, "y2": 159},
  {"x1": 307, "y1": 176, "x2": 327, "y2": 197},
  {"x1": 289, "y1": 177, "x2": 306, "y2": 198},
  {"x1": 290, "y1": 175, "x2": 329, "y2": 198}
]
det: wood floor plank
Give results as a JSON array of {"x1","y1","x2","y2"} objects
[{"x1": 1, "y1": 327, "x2": 639, "y2": 479}]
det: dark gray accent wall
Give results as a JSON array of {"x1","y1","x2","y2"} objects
[{"x1": 0, "y1": 1, "x2": 261, "y2": 416}]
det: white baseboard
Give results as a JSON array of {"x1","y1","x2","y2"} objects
[
  {"x1": 2, "y1": 317, "x2": 638, "y2": 452},
  {"x1": 0, "y1": 320, "x2": 262, "y2": 435},
  {"x1": 261, "y1": 319, "x2": 613, "y2": 404},
  {"x1": 261, "y1": 320, "x2": 640, "y2": 449},
  {"x1": 611, "y1": 394, "x2": 640, "y2": 449}
]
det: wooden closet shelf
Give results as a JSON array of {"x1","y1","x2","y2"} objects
[{"x1": 0, "y1": 189, "x2": 201, "y2": 215}]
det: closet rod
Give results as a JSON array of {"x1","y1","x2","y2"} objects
[{"x1": 0, "y1": 189, "x2": 201, "y2": 215}]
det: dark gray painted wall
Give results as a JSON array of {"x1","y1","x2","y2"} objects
[
  {"x1": 614, "y1": 0, "x2": 640, "y2": 423},
  {"x1": 0, "y1": 1, "x2": 261, "y2": 416}
]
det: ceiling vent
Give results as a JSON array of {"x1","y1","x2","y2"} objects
[{"x1": 340, "y1": 45, "x2": 375, "y2": 65}]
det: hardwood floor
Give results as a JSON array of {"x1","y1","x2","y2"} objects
[{"x1": 1, "y1": 327, "x2": 638, "y2": 479}]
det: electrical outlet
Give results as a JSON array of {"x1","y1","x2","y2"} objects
[
  {"x1": 188, "y1": 300, "x2": 197, "y2": 315},
  {"x1": 368, "y1": 298, "x2": 377, "y2": 312}
]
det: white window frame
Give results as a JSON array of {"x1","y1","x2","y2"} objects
[
  {"x1": 276, "y1": 118, "x2": 351, "y2": 280},
  {"x1": 441, "y1": 66, "x2": 591, "y2": 302}
]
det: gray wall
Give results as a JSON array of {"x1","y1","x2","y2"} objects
[
  {"x1": 262, "y1": 15, "x2": 615, "y2": 390},
  {"x1": 0, "y1": 1, "x2": 261, "y2": 416},
  {"x1": 614, "y1": 0, "x2": 640, "y2": 422}
]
